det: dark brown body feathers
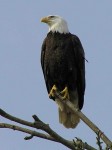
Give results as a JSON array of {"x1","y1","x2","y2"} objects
[{"x1": 41, "y1": 31, "x2": 85, "y2": 109}]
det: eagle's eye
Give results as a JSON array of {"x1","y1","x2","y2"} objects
[{"x1": 48, "y1": 16, "x2": 54, "y2": 19}]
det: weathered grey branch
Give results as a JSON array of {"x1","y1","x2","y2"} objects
[
  {"x1": 0, "y1": 108, "x2": 96, "y2": 150},
  {"x1": 54, "y1": 91, "x2": 112, "y2": 149},
  {"x1": 0, "y1": 123, "x2": 59, "y2": 142}
]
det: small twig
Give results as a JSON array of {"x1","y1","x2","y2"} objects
[
  {"x1": 96, "y1": 131, "x2": 103, "y2": 150},
  {"x1": 24, "y1": 135, "x2": 34, "y2": 140},
  {"x1": 73, "y1": 137, "x2": 96, "y2": 150},
  {"x1": 53, "y1": 91, "x2": 112, "y2": 149},
  {"x1": 73, "y1": 138, "x2": 84, "y2": 150},
  {"x1": 32, "y1": 115, "x2": 42, "y2": 122}
]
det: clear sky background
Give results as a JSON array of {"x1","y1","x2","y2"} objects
[{"x1": 0, "y1": 0, "x2": 112, "y2": 149}]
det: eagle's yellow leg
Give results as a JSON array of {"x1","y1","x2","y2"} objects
[
  {"x1": 49, "y1": 85, "x2": 57, "y2": 98},
  {"x1": 60, "y1": 86, "x2": 69, "y2": 100}
]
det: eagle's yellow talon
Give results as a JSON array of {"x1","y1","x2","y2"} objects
[
  {"x1": 60, "y1": 86, "x2": 69, "y2": 100},
  {"x1": 49, "y1": 85, "x2": 57, "y2": 98}
]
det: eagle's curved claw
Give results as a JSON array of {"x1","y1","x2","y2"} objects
[
  {"x1": 60, "y1": 86, "x2": 70, "y2": 100},
  {"x1": 49, "y1": 85, "x2": 57, "y2": 98}
]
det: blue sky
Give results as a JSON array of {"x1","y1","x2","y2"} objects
[{"x1": 0, "y1": 0, "x2": 112, "y2": 149}]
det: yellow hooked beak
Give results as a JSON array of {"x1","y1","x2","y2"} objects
[{"x1": 41, "y1": 17, "x2": 49, "y2": 23}]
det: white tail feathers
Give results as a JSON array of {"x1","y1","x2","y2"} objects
[
  {"x1": 58, "y1": 107, "x2": 80, "y2": 128},
  {"x1": 55, "y1": 90, "x2": 80, "y2": 128}
]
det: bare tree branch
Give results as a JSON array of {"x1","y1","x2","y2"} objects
[
  {"x1": 0, "y1": 108, "x2": 96, "y2": 150},
  {"x1": 0, "y1": 92, "x2": 111, "y2": 149},
  {"x1": 0, "y1": 123, "x2": 59, "y2": 142},
  {"x1": 53, "y1": 91, "x2": 112, "y2": 149}
]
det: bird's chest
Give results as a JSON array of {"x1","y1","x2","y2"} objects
[
  {"x1": 44, "y1": 34, "x2": 75, "y2": 76},
  {"x1": 45, "y1": 46, "x2": 69, "y2": 72}
]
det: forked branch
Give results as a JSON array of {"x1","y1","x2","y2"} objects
[{"x1": 0, "y1": 108, "x2": 96, "y2": 150}]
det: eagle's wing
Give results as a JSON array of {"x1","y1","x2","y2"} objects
[
  {"x1": 71, "y1": 35, "x2": 85, "y2": 109},
  {"x1": 41, "y1": 38, "x2": 51, "y2": 94},
  {"x1": 41, "y1": 38, "x2": 48, "y2": 92}
]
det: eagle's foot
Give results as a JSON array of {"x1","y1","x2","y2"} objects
[
  {"x1": 60, "y1": 86, "x2": 69, "y2": 100},
  {"x1": 49, "y1": 85, "x2": 57, "y2": 98}
]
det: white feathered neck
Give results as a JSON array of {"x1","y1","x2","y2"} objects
[{"x1": 48, "y1": 16, "x2": 69, "y2": 34}]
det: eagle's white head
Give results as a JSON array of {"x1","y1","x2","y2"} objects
[{"x1": 41, "y1": 15, "x2": 69, "y2": 34}]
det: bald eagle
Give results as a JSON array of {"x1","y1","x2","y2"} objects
[{"x1": 41, "y1": 15, "x2": 85, "y2": 128}]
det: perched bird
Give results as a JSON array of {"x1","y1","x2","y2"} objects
[{"x1": 41, "y1": 15, "x2": 85, "y2": 128}]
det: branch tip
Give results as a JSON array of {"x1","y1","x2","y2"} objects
[
  {"x1": 0, "y1": 108, "x2": 7, "y2": 116},
  {"x1": 32, "y1": 115, "x2": 42, "y2": 122},
  {"x1": 24, "y1": 135, "x2": 34, "y2": 140}
]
